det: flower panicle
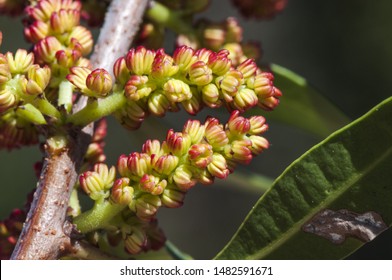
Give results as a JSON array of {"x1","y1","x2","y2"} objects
[{"x1": 108, "y1": 45, "x2": 280, "y2": 130}]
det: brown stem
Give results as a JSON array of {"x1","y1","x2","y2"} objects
[{"x1": 11, "y1": 0, "x2": 149, "y2": 260}]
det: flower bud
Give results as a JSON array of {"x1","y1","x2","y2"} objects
[
  {"x1": 0, "y1": 88, "x2": 18, "y2": 114},
  {"x1": 142, "y1": 139, "x2": 162, "y2": 156},
  {"x1": 197, "y1": 169, "x2": 214, "y2": 185},
  {"x1": 133, "y1": 194, "x2": 162, "y2": 221},
  {"x1": 188, "y1": 143, "x2": 213, "y2": 169},
  {"x1": 225, "y1": 139, "x2": 253, "y2": 165},
  {"x1": 183, "y1": 119, "x2": 205, "y2": 144},
  {"x1": 152, "y1": 154, "x2": 179, "y2": 176},
  {"x1": 50, "y1": 9, "x2": 80, "y2": 34},
  {"x1": 147, "y1": 91, "x2": 170, "y2": 117},
  {"x1": 86, "y1": 68, "x2": 113, "y2": 97},
  {"x1": 67, "y1": 66, "x2": 91, "y2": 92},
  {"x1": 248, "y1": 115, "x2": 268, "y2": 134},
  {"x1": 114, "y1": 100, "x2": 147, "y2": 130},
  {"x1": 227, "y1": 110, "x2": 250, "y2": 135},
  {"x1": 232, "y1": 88, "x2": 258, "y2": 111},
  {"x1": 182, "y1": 87, "x2": 202, "y2": 115},
  {"x1": 24, "y1": 21, "x2": 49, "y2": 43},
  {"x1": 124, "y1": 227, "x2": 148, "y2": 254},
  {"x1": 68, "y1": 26, "x2": 93, "y2": 55},
  {"x1": 126, "y1": 152, "x2": 151, "y2": 179},
  {"x1": 113, "y1": 57, "x2": 130, "y2": 85},
  {"x1": 207, "y1": 49, "x2": 232, "y2": 76},
  {"x1": 173, "y1": 46, "x2": 197, "y2": 72},
  {"x1": 164, "y1": 130, "x2": 192, "y2": 156},
  {"x1": 204, "y1": 117, "x2": 229, "y2": 149},
  {"x1": 202, "y1": 23, "x2": 226, "y2": 51},
  {"x1": 25, "y1": 65, "x2": 51, "y2": 95},
  {"x1": 248, "y1": 72, "x2": 274, "y2": 98},
  {"x1": 216, "y1": 70, "x2": 243, "y2": 99},
  {"x1": 124, "y1": 75, "x2": 152, "y2": 101},
  {"x1": 79, "y1": 163, "x2": 116, "y2": 200},
  {"x1": 172, "y1": 164, "x2": 197, "y2": 190},
  {"x1": 111, "y1": 177, "x2": 134, "y2": 205},
  {"x1": 140, "y1": 174, "x2": 167, "y2": 195},
  {"x1": 125, "y1": 46, "x2": 156, "y2": 75},
  {"x1": 207, "y1": 153, "x2": 229, "y2": 179},
  {"x1": 194, "y1": 48, "x2": 213, "y2": 63},
  {"x1": 201, "y1": 83, "x2": 221, "y2": 108},
  {"x1": 163, "y1": 79, "x2": 192, "y2": 103},
  {"x1": 6, "y1": 50, "x2": 34, "y2": 74},
  {"x1": 188, "y1": 61, "x2": 213, "y2": 86},
  {"x1": 160, "y1": 184, "x2": 186, "y2": 208},
  {"x1": 0, "y1": 56, "x2": 11, "y2": 84},
  {"x1": 34, "y1": 36, "x2": 63, "y2": 64},
  {"x1": 236, "y1": 59, "x2": 258, "y2": 79},
  {"x1": 55, "y1": 39, "x2": 82, "y2": 68},
  {"x1": 225, "y1": 17, "x2": 243, "y2": 43},
  {"x1": 249, "y1": 135, "x2": 269, "y2": 155}
]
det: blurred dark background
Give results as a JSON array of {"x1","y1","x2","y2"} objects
[{"x1": 0, "y1": 0, "x2": 391, "y2": 259}]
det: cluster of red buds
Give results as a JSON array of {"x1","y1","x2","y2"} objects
[
  {"x1": 72, "y1": 45, "x2": 280, "y2": 130},
  {"x1": 25, "y1": 0, "x2": 93, "y2": 88},
  {"x1": 183, "y1": 17, "x2": 262, "y2": 66},
  {"x1": 232, "y1": 0, "x2": 288, "y2": 20},
  {"x1": 78, "y1": 110, "x2": 268, "y2": 254}
]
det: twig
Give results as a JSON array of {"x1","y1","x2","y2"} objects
[{"x1": 11, "y1": 0, "x2": 149, "y2": 260}]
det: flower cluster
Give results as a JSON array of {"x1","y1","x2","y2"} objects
[
  {"x1": 77, "y1": 110, "x2": 269, "y2": 254},
  {"x1": 80, "y1": 46, "x2": 279, "y2": 130},
  {"x1": 25, "y1": 0, "x2": 93, "y2": 88},
  {"x1": 232, "y1": 0, "x2": 288, "y2": 20}
]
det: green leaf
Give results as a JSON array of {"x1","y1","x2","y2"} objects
[
  {"x1": 215, "y1": 97, "x2": 392, "y2": 259},
  {"x1": 261, "y1": 64, "x2": 351, "y2": 138}
]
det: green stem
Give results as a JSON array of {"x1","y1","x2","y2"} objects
[
  {"x1": 33, "y1": 97, "x2": 62, "y2": 120},
  {"x1": 73, "y1": 200, "x2": 126, "y2": 234},
  {"x1": 146, "y1": 1, "x2": 195, "y2": 35},
  {"x1": 58, "y1": 80, "x2": 74, "y2": 113},
  {"x1": 67, "y1": 91, "x2": 127, "y2": 127},
  {"x1": 15, "y1": 104, "x2": 47, "y2": 125},
  {"x1": 68, "y1": 188, "x2": 81, "y2": 217}
]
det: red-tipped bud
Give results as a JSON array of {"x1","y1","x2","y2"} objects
[
  {"x1": 203, "y1": 23, "x2": 226, "y2": 51},
  {"x1": 164, "y1": 130, "x2": 192, "y2": 156},
  {"x1": 188, "y1": 61, "x2": 213, "y2": 86},
  {"x1": 248, "y1": 72, "x2": 275, "y2": 98},
  {"x1": 232, "y1": 88, "x2": 258, "y2": 111},
  {"x1": 194, "y1": 48, "x2": 213, "y2": 63},
  {"x1": 142, "y1": 139, "x2": 162, "y2": 156},
  {"x1": 237, "y1": 59, "x2": 258, "y2": 79},
  {"x1": 68, "y1": 26, "x2": 93, "y2": 55},
  {"x1": 140, "y1": 174, "x2": 167, "y2": 195},
  {"x1": 125, "y1": 46, "x2": 156, "y2": 75},
  {"x1": 249, "y1": 135, "x2": 269, "y2": 155},
  {"x1": 124, "y1": 227, "x2": 148, "y2": 254},
  {"x1": 172, "y1": 164, "x2": 197, "y2": 190},
  {"x1": 25, "y1": 65, "x2": 51, "y2": 95},
  {"x1": 113, "y1": 57, "x2": 130, "y2": 85},
  {"x1": 207, "y1": 49, "x2": 232, "y2": 76},
  {"x1": 151, "y1": 49, "x2": 179, "y2": 79},
  {"x1": 163, "y1": 79, "x2": 192, "y2": 103},
  {"x1": 207, "y1": 153, "x2": 229, "y2": 179},
  {"x1": 204, "y1": 117, "x2": 229, "y2": 148},
  {"x1": 34, "y1": 36, "x2": 63, "y2": 64},
  {"x1": 216, "y1": 70, "x2": 244, "y2": 100},
  {"x1": 125, "y1": 75, "x2": 153, "y2": 101},
  {"x1": 147, "y1": 91, "x2": 171, "y2": 117},
  {"x1": 132, "y1": 194, "x2": 161, "y2": 221},
  {"x1": 161, "y1": 185, "x2": 186, "y2": 208},
  {"x1": 188, "y1": 143, "x2": 213, "y2": 169},
  {"x1": 24, "y1": 21, "x2": 49, "y2": 43},
  {"x1": 50, "y1": 9, "x2": 80, "y2": 34},
  {"x1": 111, "y1": 177, "x2": 134, "y2": 205},
  {"x1": 173, "y1": 46, "x2": 197, "y2": 72},
  {"x1": 126, "y1": 152, "x2": 151, "y2": 178},
  {"x1": 86, "y1": 68, "x2": 113, "y2": 97},
  {"x1": 248, "y1": 115, "x2": 268, "y2": 134},
  {"x1": 182, "y1": 88, "x2": 202, "y2": 115},
  {"x1": 183, "y1": 119, "x2": 206, "y2": 144},
  {"x1": 6, "y1": 50, "x2": 34, "y2": 74},
  {"x1": 225, "y1": 139, "x2": 253, "y2": 165},
  {"x1": 227, "y1": 110, "x2": 251, "y2": 135},
  {"x1": 152, "y1": 154, "x2": 179, "y2": 176},
  {"x1": 225, "y1": 17, "x2": 243, "y2": 43},
  {"x1": 0, "y1": 88, "x2": 18, "y2": 114},
  {"x1": 201, "y1": 83, "x2": 221, "y2": 108}
]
